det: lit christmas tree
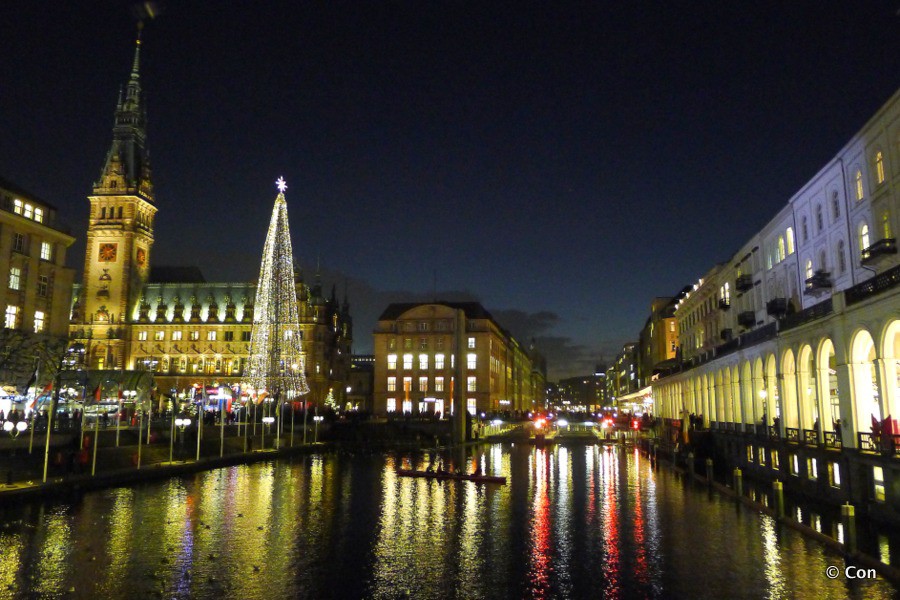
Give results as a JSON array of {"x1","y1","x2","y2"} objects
[
  {"x1": 242, "y1": 177, "x2": 310, "y2": 401},
  {"x1": 324, "y1": 388, "x2": 337, "y2": 411}
]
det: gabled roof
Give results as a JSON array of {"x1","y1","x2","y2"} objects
[{"x1": 377, "y1": 301, "x2": 494, "y2": 321}]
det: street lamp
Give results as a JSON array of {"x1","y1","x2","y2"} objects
[
  {"x1": 174, "y1": 416, "x2": 191, "y2": 459},
  {"x1": 261, "y1": 415, "x2": 274, "y2": 450},
  {"x1": 313, "y1": 415, "x2": 323, "y2": 443},
  {"x1": 3, "y1": 420, "x2": 27, "y2": 437}
]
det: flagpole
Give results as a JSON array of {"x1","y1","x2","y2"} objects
[
  {"x1": 43, "y1": 374, "x2": 60, "y2": 483},
  {"x1": 169, "y1": 399, "x2": 175, "y2": 463},
  {"x1": 137, "y1": 403, "x2": 143, "y2": 469},
  {"x1": 290, "y1": 401, "x2": 295, "y2": 447},
  {"x1": 115, "y1": 381, "x2": 122, "y2": 447},
  {"x1": 219, "y1": 393, "x2": 225, "y2": 458},
  {"x1": 91, "y1": 383, "x2": 100, "y2": 476},
  {"x1": 28, "y1": 366, "x2": 38, "y2": 454},
  {"x1": 196, "y1": 391, "x2": 202, "y2": 462}
]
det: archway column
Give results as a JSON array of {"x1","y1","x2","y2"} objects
[
  {"x1": 874, "y1": 358, "x2": 897, "y2": 429},
  {"x1": 835, "y1": 362, "x2": 858, "y2": 449}
]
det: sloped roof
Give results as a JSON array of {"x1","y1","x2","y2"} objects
[{"x1": 377, "y1": 301, "x2": 494, "y2": 321}]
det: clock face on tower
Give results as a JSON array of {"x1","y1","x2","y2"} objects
[
  {"x1": 136, "y1": 248, "x2": 146, "y2": 267},
  {"x1": 99, "y1": 243, "x2": 117, "y2": 262}
]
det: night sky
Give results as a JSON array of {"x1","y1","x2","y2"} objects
[{"x1": 3, "y1": 2, "x2": 899, "y2": 380}]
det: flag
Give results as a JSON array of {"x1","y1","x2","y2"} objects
[
  {"x1": 29, "y1": 382, "x2": 53, "y2": 411},
  {"x1": 256, "y1": 391, "x2": 268, "y2": 405},
  {"x1": 93, "y1": 384, "x2": 102, "y2": 402}
]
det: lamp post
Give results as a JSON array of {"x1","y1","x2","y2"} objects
[
  {"x1": 261, "y1": 415, "x2": 274, "y2": 450},
  {"x1": 313, "y1": 414, "x2": 323, "y2": 443},
  {"x1": 174, "y1": 416, "x2": 191, "y2": 460},
  {"x1": 3, "y1": 420, "x2": 28, "y2": 437}
]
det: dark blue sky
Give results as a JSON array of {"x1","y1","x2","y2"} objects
[{"x1": 3, "y1": 2, "x2": 899, "y2": 379}]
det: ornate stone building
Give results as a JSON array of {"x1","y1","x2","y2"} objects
[{"x1": 68, "y1": 33, "x2": 352, "y2": 406}]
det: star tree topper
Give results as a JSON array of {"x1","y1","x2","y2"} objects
[{"x1": 276, "y1": 176, "x2": 287, "y2": 194}]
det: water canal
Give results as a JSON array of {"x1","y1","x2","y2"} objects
[{"x1": 0, "y1": 443, "x2": 896, "y2": 599}]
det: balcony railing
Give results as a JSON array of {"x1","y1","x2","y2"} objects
[
  {"x1": 824, "y1": 430, "x2": 842, "y2": 449},
  {"x1": 766, "y1": 298, "x2": 787, "y2": 317},
  {"x1": 845, "y1": 263, "x2": 900, "y2": 306},
  {"x1": 803, "y1": 428, "x2": 818, "y2": 445},
  {"x1": 720, "y1": 328, "x2": 733, "y2": 341},
  {"x1": 768, "y1": 426, "x2": 780, "y2": 440},
  {"x1": 718, "y1": 297, "x2": 731, "y2": 310},
  {"x1": 804, "y1": 270, "x2": 832, "y2": 296},
  {"x1": 737, "y1": 311, "x2": 755, "y2": 328},
  {"x1": 736, "y1": 274, "x2": 754, "y2": 292},
  {"x1": 860, "y1": 237, "x2": 897, "y2": 265},
  {"x1": 778, "y1": 298, "x2": 833, "y2": 332},
  {"x1": 858, "y1": 432, "x2": 878, "y2": 452},
  {"x1": 785, "y1": 427, "x2": 800, "y2": 443}
]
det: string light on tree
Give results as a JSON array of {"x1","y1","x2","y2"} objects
[{"x1": 241, "y1": 178, "x2": 310, "y2": 402}]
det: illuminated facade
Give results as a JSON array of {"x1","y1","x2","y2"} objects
[
  {"x1": 0, "y1": 178, "x2": 76, "y2": 389},
  {"x1": 373, "y1": 302, "x2": 545, "y2": 415},
  {"x1": 68, "y1": 34, "x2": 352, "y2": 406},
  {"x1": 653, "y1": 87, "x2": 900, "y2": 514},
  {"x1": 637, "y1": 294, "x2": 684, "y2": 387}
]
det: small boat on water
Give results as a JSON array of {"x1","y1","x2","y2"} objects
[{"x1": 397, "y1": 469, "x2": 507, "y2": 485}]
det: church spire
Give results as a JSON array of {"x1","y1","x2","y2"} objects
[{"x1": 94, "y1": 23, "x2": 153, "y2": 202}]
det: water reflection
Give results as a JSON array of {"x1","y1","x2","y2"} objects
[{"x1": 0, "y1": 444, "x2": 896, "y2": 599}]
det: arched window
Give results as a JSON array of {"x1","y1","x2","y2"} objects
[
  {"x1": 875, "y1": 151, "x2": 885, "y2": 185},
  {"x1": 831, "y1": 191, "x2": 840, "y2": 220},
  {"x1": 805, "y1": 260, "x2": 813, "y2": 280},
  {"x1": 818, "y1": 250, "x2": 827, "y2": 271},
  {"x1": 802, "y1": 217, "x2": 809, "y2": 242},
  {"x1": 101, "y1": 207, "x2": 106, "y2": 219},
  {"x1": 837, "y1": 240, "x2": 846, "y2": 274},
  {"x1": 855, "y1": 169, "x2": 864, "y2": 201},
  {"x1": 816, "y1": 205, "x2": 824, "y2": 232},
  {"x1": 859, "y1": 223, "x2": 870, "y2": 252},
  {"x1": 777, "y1": 236, "x2": 785, "y2": 261},
  {"x1": 786, "y1": 227, "x2": 795, "y2": 254},
  {"x1": 883, "y1": 211, "x2": 892, "y2": 239}
]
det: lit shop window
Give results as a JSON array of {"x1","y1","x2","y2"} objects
[{"x1": 467, "y1": 398, "x2": 477, "y2": 416}]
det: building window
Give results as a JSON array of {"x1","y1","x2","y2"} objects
[
  {"x1": 402, "y1": 354, "x2": 413, "y2": 370},
  {"x1": 435, "y1": 377, "x2": 444, "y2": 392},
  {"x1": 786, "y1": 227, "x2": 794, "y2": 254},
  {"x1": 402, "y1": 377, "x2": 412, "y2": 393},
  {"x1": 388, "y1": 338, "x2": 396, "y2": 350},
  {"x1": 747, "y1": 446, "x2": 754, "y2": 462},
  {"x1": 468, "y1": 337, "x2": 475, "y2": 349},
  {"x1": 790, "y1": 454, "x2": 799, "y2": 476},
  {"x1": 801, "y1": 217, "x2": 808, "y2": 242},
  {"x1": 874, "y1": 466, "x2": 886, "y2": 502},
  {"x1": 859, "y1": 223, "x2": 870, "y2": 253},
  {"x1": 386, "y1": 398, "x2": 396, "y2": 413},
  {"x1": 418, "y1": 354, "x2": 428, "y2": 370},
  {"x1": 387, "y1": 376, "x2": 397, "y2": 392},
  {"x1": 189, "y1": 331, "x2": 200, "y2": 341},
  {"x1": 777, "y1": 236, "x2": 785, "y2": 261},
  {"x1": 436, "y1": 337, "x2": 444, "y2": 350},
  {"x1": 402, "y1": 400, "x2": 412, "y2": 414},
  {"x1": 4, "y1": 305, "x2": 18, "y2": 329},
  {"x1": 830, "y1": 462, "x2": 841, "y2": 488},
  {"x1": 805, "y1": 260, "x2": 813, "y2": 280},
  {"x1": 241, "y1": 330, "x2": 251, "y2": 342},
  {"x1": 36, "y1": 275, "x2": 48, "y2": 297},
  {"x1": 875, "y1": 151, "x2": 885, "y2": 185},
  {"x1": 13, "y1": 233, "x2": 25, "y2": 253},
  {"x1": 435, "y1": 354, "x2": 445, "y2": 370},
  {"x1": 816, "y1": 205, "x2": 824, "y2": 232},
  {"x1": 418, "y1": 321, "x2": 429, "y2": 331},
  {"x1": 807, "y1": 457, "x2": 818, "y2": 480},
  {"x1": 855, "y1": 169, "x2": 864, "y2": 201},
  {"x1": 467, "y1": 398, "x2": 477, "y2": 416},
  {"x1": 8, "y1": 267, "x2": 21, "y2": 291},
  {"x1": 403, "y1": 338, "x2": 412, "y2": 350},
  {"x1": 207, "y1": 331, "x2": 217, "y2": 341},
  {"x1": 38, "y1": 242, "x2": 52, "y2": 262},
  {"x1": 33, "y1": 310, "x2": 45, "y2": 333},
  {"x1": 387, "y1": 354, "x2": 397, "y2": 370},
  {"x1": 818, "y1": 250, "x2": 827, "y2": 271},
  {"x1": 155, "y1": 330, "x2": 165, "y2": 341},
  {"x1": 770, "y1": 450, "x2": 780, "y2": 470},
  {"x1": 13, "y1": 199, "x2": 22, "y2": 214},
  {"x1": 23, "y1": 204, "x2": 33, "y2": 219},
  {"x1": 436, "y1": 321, "x2": 447, "y2": 331},
  {"x1": 831, "y1": 192, "x2": 840, "y2": 220},
  {"x1": 467, "y1": 353, "x2": 477, "y2": 369},
  {"x1": 837, "y1": 240, "x2": 847, "y2": 274},
  {"x1": 33, "y1": 207, "x2": 43, "y2": 223},
  {"x1": 419, "y1": 377, "x2": 428, "y2": 392},
  {"x1": 223, "y1": 331, "x2": 233, "y2": 341},
  {"x1": 883, "y1": 211, "x2": 893, "y2": 238},
  {"x1": 172, "y1": 331, "x2": 183, "y2": 341},
  {"x1": 467, "y1": 376, "x2": 476, "y2": 392},
  {"x1": 138, "y1": 331, "x2": 148, "y2": 341}
]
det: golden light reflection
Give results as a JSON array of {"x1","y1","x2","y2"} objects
[
  {"x1": 601, "y1": 447, "x2": 620, "y2": 599},
  {"x1": 759, "y1": 515, "x2": 786, "y2": 596},
  {"x1": 0, "y1": 528, "x2": 25, "y2": 593},
  {"x1": 33, "y1": 507, "x2": 73, "y2": 596},
  {"x1": 103, "y1": 488, "x2": 135, "y2": 595}
]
